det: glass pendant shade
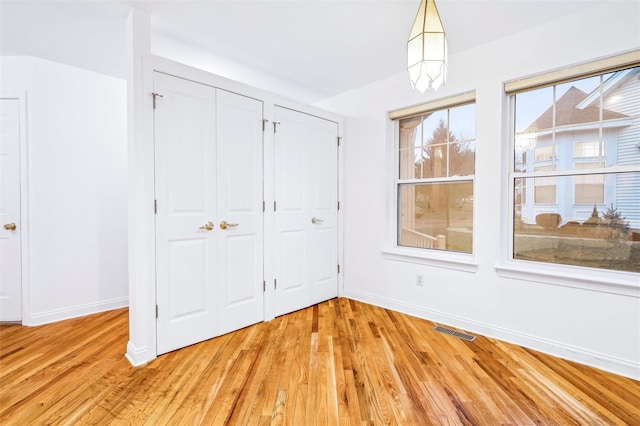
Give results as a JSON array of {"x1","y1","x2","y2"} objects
[{"x1": 408, "y1": 0, "x2": 448, "y2": 92}]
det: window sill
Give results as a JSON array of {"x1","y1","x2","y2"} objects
[
  {"x1": 495, "y1": 261, "x2": 640, "y2": 297},
  {"x1": 381, "y1": 247, "x2": 479, "y2": 273}
]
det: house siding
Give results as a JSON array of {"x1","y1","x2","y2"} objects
[{"x1": 609, "y1": 71, "x2": 640, "y2": 229}]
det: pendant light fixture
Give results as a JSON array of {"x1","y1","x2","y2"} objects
[{"x1": 407, "y1": 0, "x2": 448, "y2": 92}]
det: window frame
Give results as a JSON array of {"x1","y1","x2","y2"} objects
[
  {"x1": 500, "y1": 50, "x2": 640, "y2": 296},
  {"x1": 383, "y1": 91, "x2": 479, "y2": 272}
]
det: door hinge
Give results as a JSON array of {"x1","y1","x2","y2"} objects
[
  {"x1": 338, "y1": 201, "x2": 340, "y2": 210},
  {"x1": 338, "y1": 264, "x2": 340, "y2": 274},
  {"x1": 263, "y1": 281, "x2": 266, "y2": 292},
  {"x1": 152, "y1": 92, "x2": 163, "y2": 109},
  {"x1": 337, "y1": 136, "x2": 342, "y2": 147},
  {"x1": 274, "y1": 279, "x2": 277, "y2": 289},
  {"x1": 273, "y1": 121, "x2": 280, "y2": 133},
  {"x1": 154, "y1": 199, "x2": 157, "y2": 214},
  {"x1": 263, "y1": 201, "x2": 266, "y2": 212},
  {"x1": 274, "y1": 201, "x2": 277, "y2": 212},
  {"x1": 155, "y1": 305, "x2": 159, "y2": 318},
  {"x1": 263, "y1": 119, "x2": 269, "y2": 131}
]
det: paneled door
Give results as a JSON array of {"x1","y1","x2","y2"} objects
[
  {"x1": 216, "y1": 89, "x2": 264, "y2": 335},
  {"x1": 0, "y1": 98, "x2": 22, "y2": 322},
  {"x1": 154, "y1": 72, "x2": 218, "y2": 355},
  {"x1": 274, "y1": 107, "x2": 338, "y2": 317},
  {"x1": 154, "y1": 73, "x2": 265, "y2": 354}
]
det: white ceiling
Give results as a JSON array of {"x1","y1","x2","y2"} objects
[{"x1": 0, "y1": 0, "x2": 617, "y2": 102}]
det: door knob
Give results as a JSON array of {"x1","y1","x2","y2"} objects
[
  {"x1": 311, "y1": 217, "x2": 324, "y2": 224},
  {"x1": 3, "y1": 223, "x2": 16, "y2": 231},
  {"x1": 220, "y1": 221, "x2": 238, "y2": 230},
  {"x1": 198, "y1": 221, "x2": 214, "y2": 231}
]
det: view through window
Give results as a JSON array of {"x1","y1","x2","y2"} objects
[
  {"x1": 397, "y1": 103, "x2": 476, "y2": 253},
  {"x1": 512, "y1": 65, "x2": 640, "y2": 273}
]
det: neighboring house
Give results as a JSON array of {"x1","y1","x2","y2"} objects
[{"x1": 517, "y1": 67, "x2": 639, "y2": 231}]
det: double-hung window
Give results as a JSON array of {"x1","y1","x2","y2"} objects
[
  {"x1": 390, "y1": 93, "x2": 476, "y2": 254},
  {"x1": 507, "y1": 52, "x2": 640, "y2": 273}
]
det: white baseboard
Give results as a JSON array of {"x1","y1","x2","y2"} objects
[
  {"x1": 341, "y1": 288, "x2": 640, "y2": 381},
  {"x1": 23, "y1": 297, "x2": 129, "y2": 326},
  {"x1": 126, "y1": 340, "x2": 155, "y2": 367}
]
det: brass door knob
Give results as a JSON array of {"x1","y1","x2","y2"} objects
[
  {"x1": 219, "y1": 221, "x2": 238, "y2": 230},
  {"x1": 198, "y1": 221, "x2": 214, "y2": 231},
  {"x1": 3, "y1": 223, "x2": 16, "y2": 231}
]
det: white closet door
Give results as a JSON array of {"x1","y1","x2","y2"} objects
[
  {"x1": 0, "y1": 99, "x2": 22, "y2": 322},
  {"x1": 216, "y1": 89, "x2": 264, "y2": 335},
  {"x1": 154, "y1": 72, "x2": 218, "y2": 355},
  {"x1": 274, "y1": 107, "x2": 338, "y2": 317}
]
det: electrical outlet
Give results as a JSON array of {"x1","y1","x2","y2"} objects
[{"x1": 416, "y1": 274, "x2": 424, "y2": 286}]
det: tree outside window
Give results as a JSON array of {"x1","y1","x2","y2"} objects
[{"x1": 398, "y1": 103, "x2": 475, "y2": 253}]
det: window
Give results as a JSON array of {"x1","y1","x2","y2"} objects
[
  {"x1": 575, "y1": 141, "x2": 605, "y2": 158},
  {"x1": 508, "y1": 57, "x2": 640, "y2": 274},
  {"x1": 535, "y1": 145, "x2": 555, "y2": 161},
  {"x1": 394, "y1": 97, "x2": 476, "y2": 253},
  {"x1": 574, "y1": 142, "x2": 606, "y2": 204},
  {"x1": 534, "y1": 165, "x2": 556, "y2": 203},
  {"x1": 574, "y1": 162, "x2": 605, "y2": 204}
]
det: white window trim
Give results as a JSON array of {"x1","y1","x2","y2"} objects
[
  {"x1": 500, "y1": 52, "x2": 640, "y2": 297},
  {"x1": 383, "y1": 92, "x2": 479, "y2": 272},
  {"x1": 495, "y1": 262, "x2": 640, "y2": 297}
]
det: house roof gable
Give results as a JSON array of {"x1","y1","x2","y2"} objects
[{"x1": 523, "y1": 86, "x2": 629, "y2": 133}]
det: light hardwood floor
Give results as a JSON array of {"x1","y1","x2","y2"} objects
[{"x1": 1, "y1": 298, "x2": 639, "y2": 425}]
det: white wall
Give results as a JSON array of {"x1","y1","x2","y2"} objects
[
  {"x1": 1, "y1": 56, "x2": 128, "y2": 325},
  {"x1": 316, "y1": 2, "x2": 640, "y2": 379},
  {"x1": 151, "y1": 33, "x2": 324, "y2": 104}
]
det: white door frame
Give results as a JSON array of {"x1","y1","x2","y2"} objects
[
  {"x1": 1, "y1": 91, "x2": 30, "y2": 324},
  {"x1": 126, "y1": 53, "x2": 344, "y2": 366}
]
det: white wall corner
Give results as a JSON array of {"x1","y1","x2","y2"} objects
[{"x1": 126, "y1": 7, "x2": 157, "y2": 367}]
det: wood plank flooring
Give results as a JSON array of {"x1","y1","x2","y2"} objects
[{"x1": 1, "y1": 298, "x2": 639, "y2": 425}]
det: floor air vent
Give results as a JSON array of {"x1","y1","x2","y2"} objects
[{"x1": 433, "y1": 325, "x2": 476, "y2": 342}]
